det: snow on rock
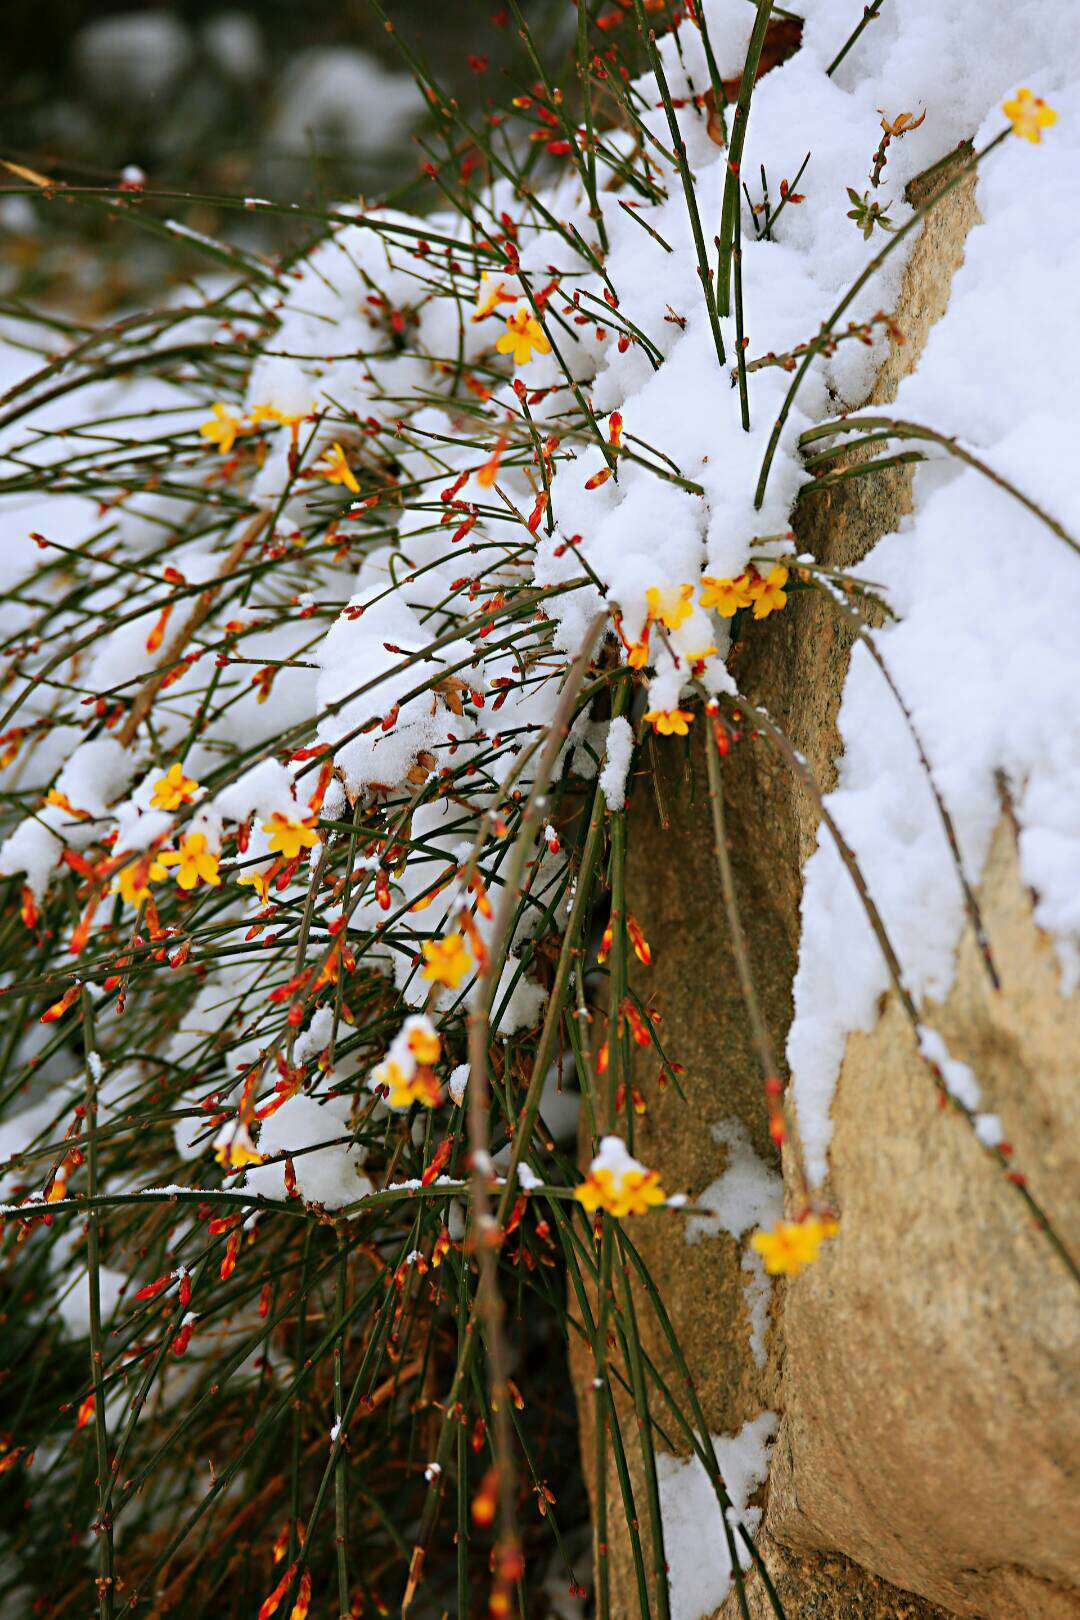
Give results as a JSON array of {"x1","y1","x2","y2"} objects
[
  {"x1": 686, "y1": 1120, "x2": 783, "y2": 1368},
  {"x1": 790, "y1": 77, "x2": 1080, "y2": 1185},
  {"x1": 657, "y1": 1411, "x2": 778, "y2": 1620}
]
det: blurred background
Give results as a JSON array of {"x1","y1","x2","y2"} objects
[{"x1": 0, "y1": 0, "x2": 568, "y2": 312}]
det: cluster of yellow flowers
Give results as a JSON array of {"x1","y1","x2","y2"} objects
[
  {"x1": 643, "y1": 565, "x2": 789, "y2": 629},
  {"x1": 199, "y1": 403, "x2": 359, "y2": 494},
  {"x1": 113, "y1": 766, "x2": 323, "y2": 906},
  {"x1": 574, "y1": 1136, "x2": 666, "y2": 1218},
  {"x1": 638, "y1": 565, "x2": 789, "y2": 735},
  {"x1": 200, "y1": 400, "x2": 307, "y2": 455},
  {"x1": 700, "y1": 565, "x2": 789, "y2": 620},
  {"x1": 471, "y1": 273, "x2": 552, "y2": 368},
  {"x1": 571, "y1": 1142, "x2": 840, "y2": 1279}
]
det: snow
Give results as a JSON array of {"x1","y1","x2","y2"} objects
[
  {"x1": 245, "y1": 1090, "x2": 372, "y2": 1211},
  {"x1": 657, "y1": 1411, "x2": 778, "y2": 1620},
  {"x1": 315, "y1": 588, "x2": 473, "y2": 796},
  {"x1": 200, "y1": 13, "x2": 264, "y2": 84},
  {"x1": 0, "y1": 737, "x2": 133, "y2": 897},
  {"x1": 73, "y1": 13, "x2": 193, "y2": 109},
  {"x1": 917, "y1": 1027, "x2": 980, "y2": 1111},
  {"x1": 685, "y1": 1121, "x2": 783, "y2": 1368},
  {"x1": 789, "y1": 74, "x2": 1080, "y2": 1184},
  {"x1": 598, "y1": 716, "x2": 635, "y2": 811},
  {"x1": 587, "y1": 1134, "x2": 651, "y2": 1185},
  {"x1": 447, "y1": 1064, "x2": 469, "y2": 1107},
  {"x1": 269, "y1": 48, "x2": 420, "y2": 161}
]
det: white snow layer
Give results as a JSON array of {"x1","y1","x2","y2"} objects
[
  {"x1": 657, "y1": 1411, "x2": 778, "y2": 1620},
  {"x1": 789, "y1": 74, "x2": 1080, "y2": 1185},
  {"x1": 686, "y1": 1120, "x2": 783, "y2": 1368},
  {"x1": 598, "y1": 716, "x2": 635, "y2": 812}
]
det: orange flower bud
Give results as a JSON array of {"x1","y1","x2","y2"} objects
[
  {"x1": 145, "y1": 602, "x2": 173, "y2": 654},
  {"x1": 472, "y1": 1466, "x2": 499, "y2": 1528},
  {"x1": 171, "y1": 1320, "x2": 194, "y2": 1356},
  {"x1": 626, "y1": 915, "x2": 651, "y2": 966},
  {"x1": 220, "y1": 1229, "x2": 242, "y2": 1281},
  {"x1": 289, "y1": 1570, "x2": 311, "y2": 1620},
  {"x1": 422, "y1": 1138, "x2": 453, "y2": 1187},
  {"x1": 41, "y1": 984, "x2": 80, "y2": 1024},
  {"x1": 257, "y1": 1563, "x2": 297, "y2": 1620},
  {"x1": 133, "y1": 1272, "x2": 173, "y2": 1302}
]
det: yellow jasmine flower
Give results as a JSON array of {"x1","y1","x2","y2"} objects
[
  {"x1": 262, "y1": 812, "x2": 319, "y2": 861},
  {"x1": 575, "y1": 1136, "x2": 666, "y2": 1218},
  {"x1": 751, "y1": 1213, "x2": 838, "y2": 1277},
  {"x1": 496, "y1": 307, "x2": 552, "y2": 367},
  {"x1": 236, "y1": 865, "x2": 272, "y2": 905},
  {"x1": 114, "y1": 855, "x2": 167, "y2": 908},
  {"x1": 748, "y1": 564, "x2": 789, "y2": 620},
  {"x1": 1002, "y1": 87, "x2": 1057, "y2": 144},
  {"x1": 214, "y1": 1124, "x2": 264, "y2": 1170},
  {"x1": 200, "y1": 403, "x2": 244, "y2": 456},
  {"x1": 643, "y1": 708, "x2": 695, "y2": 737},
  {"x1": 370, "y1": 1015, "x2": 442, "y2": 1109},
  {"x1": 151, "y1": 762, "x2": 199, "y2": 812},
  {"x1": 646, "y1": 584, "x2": 695, "y2": 631},
  {"x1": 159, "y1": 832, "x2": 221, "y2": 891},
  {"x1": 250, "y1": 403, "x2": 309, "y2": 430},
  {"x1": 315, "y1": 442, "x2": 361, "y2": 495},
  {"x1": 373, "y1": 1058, "x2": 442, "y2": 1111},
  {"x1": 472, "y1": 272, "x2": 517, "y2": 323},
  {"x1": 407, "y1": 1022, "x2": 441, "y2": 1065},
  {"x1": 421, "y1": 932, "x2": 474, "y2": 989},
  {"x1": 700, "y1": 573, "x2": 754, "y2": 617}
]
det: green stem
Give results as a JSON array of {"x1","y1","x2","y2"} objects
[
  {"x1": 82, "y1": 988, "x2": 116, "y2": 1620},
  {"x1": 717, "y1": 0, "x2": 774, "y2": 317}
]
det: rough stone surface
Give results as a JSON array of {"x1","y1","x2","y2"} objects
[
  {"x1": 570, "y1": 152, "x2": 1080, "y2": 1618},
  {"x1": 720, "y1": 1531, "x2": 955, "y2": 1619},
  {"x1": 766, "y1": 818, "x2": 1080, "y2": 1620}
]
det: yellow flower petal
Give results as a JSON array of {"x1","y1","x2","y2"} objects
[{"x1": 421, "y1": 933, "x2": 473, "y2": 989}]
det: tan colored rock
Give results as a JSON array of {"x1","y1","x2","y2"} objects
[
  {"x1": 765, "y1": 818, "x2": 1080, "y2": 1620},
  {"x1": 720, "y1": 1530, "x2": 955, "y2": 1619},
  {"x1": 570, "y1": 149, "x2": 1080, "y2": 1619},
  {"x1": 566, "y1": 715, "x2": 795, "y2": 1616}
]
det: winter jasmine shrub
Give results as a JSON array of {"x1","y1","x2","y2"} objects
[{"x1": 0, "y1": 2, "x2": 1076, "y2": 1617}]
